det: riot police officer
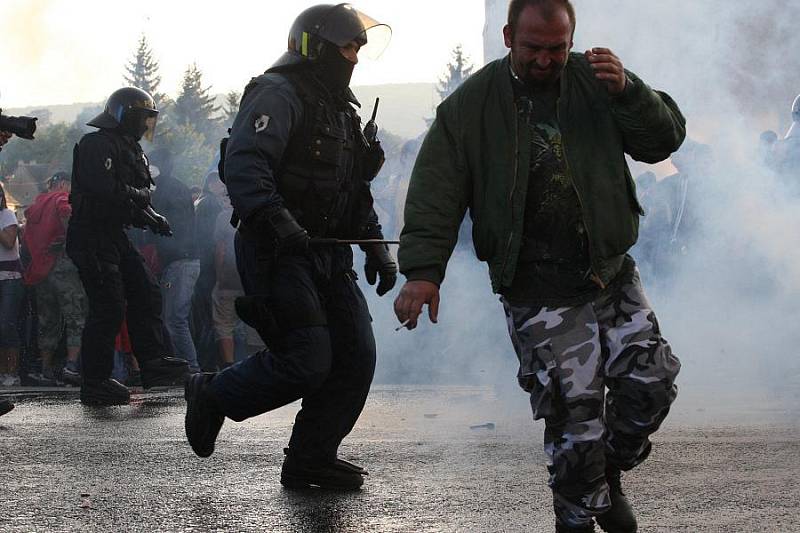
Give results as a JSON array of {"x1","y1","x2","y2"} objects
[
  {"x1": 185, "y1": 3, "x2": 396, "y2": 490},
  {"x1": 67, "y1": 87, "x2": 190, "y2": 406}
]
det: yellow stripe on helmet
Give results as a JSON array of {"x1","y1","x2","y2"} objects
[{"x1": 301, "y1": 32, "x2": 309, "y2": 57}]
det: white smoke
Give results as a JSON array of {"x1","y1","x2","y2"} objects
[{"x1": 364, "y1": 0, "x2": 800, "y2": 402}]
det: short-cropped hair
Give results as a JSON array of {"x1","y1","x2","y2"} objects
[{"x1": 507, "y1": 0, "x2": 576, "y2": 36}]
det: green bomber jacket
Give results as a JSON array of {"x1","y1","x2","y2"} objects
[{"x1": 398, "y1": 53, "x2": 686, "y2": 292}]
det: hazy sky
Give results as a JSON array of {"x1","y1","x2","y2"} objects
[{"x1": 1, "y1": 0, "x2": 486, "y2": 108}]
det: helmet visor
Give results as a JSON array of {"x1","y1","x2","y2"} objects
[
  {"x1": 319, "y1": 4, "x2": 392, "y2": 60},
  {"x1": 359, "y1": 22, "x2": 392, "y2": 60}
]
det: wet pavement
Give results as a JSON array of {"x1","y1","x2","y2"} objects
[{"x1": 0, "y1": 384, "x2": 798, "y2": 532}]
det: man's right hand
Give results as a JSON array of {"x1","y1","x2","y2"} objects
[
  {"x1": 394, "y1": 280, "x2": 440, "y2": 330},
  {"x1": 254, "y1": 207, "x2": 310, "y2": 255}
]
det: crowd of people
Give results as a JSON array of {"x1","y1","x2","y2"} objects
[
  {"x1": 629, "y1": 96, "x2": 800, "y2": 289},
  {"x1": 0, "y1": 153, "x2": 263, "y2": 389},
  {"x1": 1, "y1": 99, "x2": 797, "y2": 391}
]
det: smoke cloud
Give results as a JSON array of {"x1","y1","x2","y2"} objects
[{"x1": 364, "y1": 0, "x2": 800, "y2": 408}]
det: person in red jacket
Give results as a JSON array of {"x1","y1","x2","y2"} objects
[{"x1": 23, "y1": 172, "x2": 87, "y2": 384}]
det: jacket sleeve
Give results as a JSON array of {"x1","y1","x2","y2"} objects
[
  {"x1": 398, "y1": 99, "x2": 470, "y2": 286},
  {"x1": 610, "y1": 70, "x2": 687, "y2": 164},
  {"x1": 223, "y1": 75, "x2": 303, "y2": 223},
  {"x1": 357, "y1": 185, "x2": 384, "y2": 240}
]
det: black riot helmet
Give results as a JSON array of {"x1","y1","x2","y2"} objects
[
  {"x1": 272, "y1": 3, "x2": 391, "y2": 70},
  {"x1": 87, "y1": 87, "x2": 159, "y2": 142}
]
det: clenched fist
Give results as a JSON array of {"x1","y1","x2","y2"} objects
[{"x1": 586, "y1": 48, "x2": 628, "y2": 95}]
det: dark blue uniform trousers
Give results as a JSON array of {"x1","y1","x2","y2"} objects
[
  {"x1": 209, "y1": 232, "x2": 376, "y2": 463},
  {"x1": 66, "y1": 224, "x2": 167, "y2": 381}
]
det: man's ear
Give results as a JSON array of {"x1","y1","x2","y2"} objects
[{"x1": 503, "y1": 24, "x2": 513, "y2": 49}]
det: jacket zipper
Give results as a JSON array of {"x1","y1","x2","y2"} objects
[
  {"x1": 500, "y1": 102, "x2": 520, "y2": 283},
  {"x1": 557, "y1": 98, "x2": 605, "y2": 288}
]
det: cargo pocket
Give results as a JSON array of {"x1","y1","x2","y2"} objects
[
  {"x1": 518, "y1": 343, "x2": 558, "y2": 421},
  {"x1": 311, "y1": 124, "x2": 346, "y2": 167}
]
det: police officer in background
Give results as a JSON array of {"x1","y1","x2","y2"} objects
[
  {"x1": 67, "y1": 87, "x2": 190, "y2": 406},
  {"x1": 185, "y1": 4, "x2": 396, "y2": 490}
]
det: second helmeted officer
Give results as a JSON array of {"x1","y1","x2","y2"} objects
[{"x1": 67, "y1": 87, "x2": 190, "y2": 406}]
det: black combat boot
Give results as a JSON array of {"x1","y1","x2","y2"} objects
[
  {"x1": 0, "y1": 398, "x2": 14, "y2": 417},
  {"x1": 80, "y1": 378, "x2": 131, "y2": 406},
  {"x1": 280, "y1": 448, "x2": 367, "y2": 490},
  {"x1": 140, "y1": 357, "x2": 190, "y2": 389},
  {"x1": 184, "y1": 373, "x2": 224, "y2": 458},
  {"x1": 596, "y1": 468, "x2": 637, "y2": 533},
  {"x1": 555, "y1": 521, "x2": 595, "y2": 533}
]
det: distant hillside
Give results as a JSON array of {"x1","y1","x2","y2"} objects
[
  {"x1": 351, "y1": 83, "x2": 437, "y2": 139},
  {"x1": 5, "y1": 82, "x2": 437, "y2": 140},
  {"x1": 4, "y1": 101, "x2": 99, "y2": 127}
]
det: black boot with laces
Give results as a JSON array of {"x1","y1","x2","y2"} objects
[{"x1": 596, "y1": 467, "x2": 637, "y2": 533}]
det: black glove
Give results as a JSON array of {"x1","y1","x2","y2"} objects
[
  {"x1": 362, "y1": 140, "x2": 385, "y2": 181},
  {"x1": 142, "y1": 206, "x2": 172, "y2": 236},
  {"x1": 126, "y1": 185, "x2": 151, "y2": 209},
  {"x1": 255, "y1": 207, "x2": 309, "y2": 255},
  {"x1": 364, "y1": 243, "x2": 397, "y2": 297}
]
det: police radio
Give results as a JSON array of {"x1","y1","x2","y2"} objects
[{"x1": 363, "y1": 98, "x2": 380, "y2": 146}]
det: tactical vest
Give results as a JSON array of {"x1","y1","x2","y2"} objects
[
  {"x1": 251, "y1": 69, "x2": 365, "y2": 238},
  {"x1": 70, "y1": 129, "x2": 152, "y2": 226}
]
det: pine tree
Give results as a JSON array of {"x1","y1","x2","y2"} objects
[
  {"x1": 173, "y1": 63, "x2": 220, "y2": 141},
  {"x1": 223, "y1": 91, "x2": 241, "y2": 126},
  {"x1": 157, "y1": 122, "x2": 214, "y2": 186},
  {"x1": 124, "y1": 35, "x2": 165, "y2": 106},
  {"x1": 437, "y1": 45, "x2": 474, "y2": 101}
]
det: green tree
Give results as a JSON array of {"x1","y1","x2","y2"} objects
[
  {"x1": 173, "y1": 63, "x2": 220, "y2": 143},
  {"x1": 124, "y1": 35, "x2": 166, "y2": 107},
  {"x1": 157, "y1": 122, "x2": 214, "y2": 187},
  {"x1": 223, "y1": 90, "x2": 241, "y2": 126},
  {"x1": 437, "y1": 45, "x2": 474, "y2": 101},
  {"x1": 0, "y1": 122, "x2": 84, "y2": 176}
]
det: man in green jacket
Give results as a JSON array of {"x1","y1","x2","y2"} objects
[{"x1": 394, "y1": 1, "x2": 684, "y2": 532}]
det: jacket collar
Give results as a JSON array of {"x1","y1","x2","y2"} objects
[{"x1": 498, "y1": 52, "x2": 575, "y2": 102}]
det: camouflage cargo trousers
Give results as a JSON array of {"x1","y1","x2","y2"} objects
[
  {"x1": 36, "y1": 254, "x2": 88, "y2": 352},
  {"x1": 502, "y1": 265, "x2": 680, "y2": 528}
]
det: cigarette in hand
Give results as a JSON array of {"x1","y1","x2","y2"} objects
[{"x1": 395, "y1": 319, "x2": 411, "y2": 332}]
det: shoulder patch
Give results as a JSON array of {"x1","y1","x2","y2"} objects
[
  {"x1": 104, "y1": 157, "x2": 113, "y2": 171},
  {"x1": 254, "y1": 114, "x2": 271, "y2": 133}
]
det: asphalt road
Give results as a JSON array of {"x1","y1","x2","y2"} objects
[{"x1": 0, "y1": 384, "x2": 798, "y2": 532}]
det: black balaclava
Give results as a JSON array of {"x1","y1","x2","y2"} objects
[
  {"x1": 120, "y1": 109, "x2": 147, "y2": 141},
  {"x1": 315, "y1": 42, "x2": 356, "y2": 93}
]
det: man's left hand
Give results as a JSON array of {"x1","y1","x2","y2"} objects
[
  {"x1": 363, "y1": 140, "x2": 385, "y2": 180},
  {"x1": 148, "y1": 210, "x2": 173, "y2": 237},
  {"x1": 364, "y1": 243, "x2": 397, "y2": 297},
  {"x1": 586, "y1": 48, "x2": 627, "y2": 95}
]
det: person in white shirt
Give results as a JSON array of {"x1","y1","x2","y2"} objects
[{"x1": 0, "y1": 182, "x2": 24, "y2": 387}]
